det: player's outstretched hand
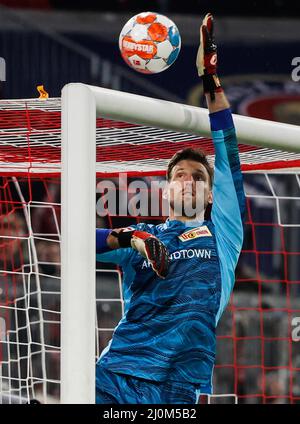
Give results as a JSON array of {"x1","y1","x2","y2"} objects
[
  {"x1": 131, "y1": 231, "x2": 170, "y2": 279},
  {"x1": 196, "y1": 13, "x2": 217, "y2": 77},
  {"x1": 196, "y1": 13, "x2": 222, "y2": 100}
]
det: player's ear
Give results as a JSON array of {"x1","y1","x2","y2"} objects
[
  {"x1": 162, "y1": 182, "x2": 169, "y2": 200},
  {"x1": 208, "y1": 190, "x2": 213, "y2": 204}
]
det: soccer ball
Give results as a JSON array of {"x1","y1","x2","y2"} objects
[{"x1": 119, "y1": 12, "x2": 181, "y2": 74}]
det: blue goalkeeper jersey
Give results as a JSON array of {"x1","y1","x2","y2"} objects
[{"x1": 96, "y1": 109, "x2": 246, "y2": 393}]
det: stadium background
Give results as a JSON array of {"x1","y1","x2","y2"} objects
[{"x1": 0, "y1": 0, "x2": 299, "y2": 404}]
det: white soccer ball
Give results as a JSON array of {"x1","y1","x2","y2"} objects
[{"x1": 119, "y1": 12, "x2": 181, "y2": 74}]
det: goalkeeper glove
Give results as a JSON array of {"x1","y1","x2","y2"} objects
[
  {"x1": 196, "y1": 13, "x2": 223, "y2": 101},
  {"x1": 111, "y1": 229, "x2": 169, "y2": 279}
]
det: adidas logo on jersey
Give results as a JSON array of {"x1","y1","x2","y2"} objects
[{"x1": 178, "y1": 225, "x2": 212, "y2": 242}]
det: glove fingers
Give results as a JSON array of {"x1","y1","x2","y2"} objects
[
  {"x1": 201, "y1": 13, "x2": 215, "y2": 50},
  {"x1": 201, "y1": 25, "x2": 210, "y2": 50},
  {"x1": 206, "y1": 13, "x2": 214, "y2": 36},
  {"x1": 158, "y1": 244, "x2": 169, "y2": 278},
  {"x1": 198, "y1": 13, "x2": 221, "y2": 99},
  {"x1": 152, "y1": 240, "x2": 169, "y2": 278},
  {"x1": 202, "y1": 13, "x2": 211, "y2": 27},
  {"x1": 197, "y1": 13, "x2": 214, "y2": 77},
  {"x1": 144, "y1": 237, "x2": 169, "y2": 278}
]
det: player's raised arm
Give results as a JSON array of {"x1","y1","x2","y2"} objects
[
  {"x1": 197, "y1": 13, "x2": 246, "y2": 250},
  {"x1": 96, "y1": 228, "x2": 169, "y2": 278}
]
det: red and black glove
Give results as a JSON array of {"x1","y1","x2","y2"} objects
[
  {"x1": 196, "y1": 13, "x2": 223, "y2": 101},
  {"x1": 111, "y1": 229, "x2": 169, "y2": 279}
]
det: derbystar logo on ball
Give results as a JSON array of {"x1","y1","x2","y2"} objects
[{"x1": 119, "y1": 12, "x2": 181, "y2": 74}]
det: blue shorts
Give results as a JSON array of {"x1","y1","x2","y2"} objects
[{"x1": 96, "y1": 363, "x2": 201, "y2": 404}]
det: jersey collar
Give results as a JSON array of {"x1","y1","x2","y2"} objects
[{"x1": 164, "y1": 218, "x2": 205, "y2": 228}]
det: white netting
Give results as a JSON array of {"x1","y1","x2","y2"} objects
[
  {"x1": 0, "y1": 171, "x2": 300, "y2": 403},
  {"x1": 0, "y1": 98, "x2": 299, "y2": 175}
]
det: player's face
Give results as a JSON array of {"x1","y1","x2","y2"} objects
[{"x1": 167, "y1": 160, "x2": 212, "y2": 219}]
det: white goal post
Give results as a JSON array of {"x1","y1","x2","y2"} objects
[{"x1": 61, "y1": 83, "x2": 300, "y2": 404}]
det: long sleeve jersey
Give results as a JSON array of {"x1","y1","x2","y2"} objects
[{"x1": 96, "y1": 108, "x2": 246, "y2": 394}]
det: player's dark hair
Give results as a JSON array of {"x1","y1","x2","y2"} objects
[{"x1": 167, "y1": 148, "x2": 214, "y2": 188}]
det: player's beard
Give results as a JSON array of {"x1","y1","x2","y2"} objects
[
  {"x1": 167, "y1": 180, "x2": 207, "y2": 219},
  {"x1": 169, "y1": 194, "x2": 205, "y2": 219}
]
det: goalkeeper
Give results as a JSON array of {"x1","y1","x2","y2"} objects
[{"x1": 95, "y1": 13, "x2": 245, "y2": 404}]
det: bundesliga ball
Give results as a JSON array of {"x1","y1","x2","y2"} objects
[{"x1": 119, "y1": 12, "x2": 181, "y2": 74}]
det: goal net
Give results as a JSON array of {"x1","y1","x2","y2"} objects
[{"x1": 0, "y1": 86, "x2": 300, "y2": 404}]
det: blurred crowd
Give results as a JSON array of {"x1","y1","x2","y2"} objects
[{"x1": 0, "y1": 0, "x2": 299, "y2": 17}]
